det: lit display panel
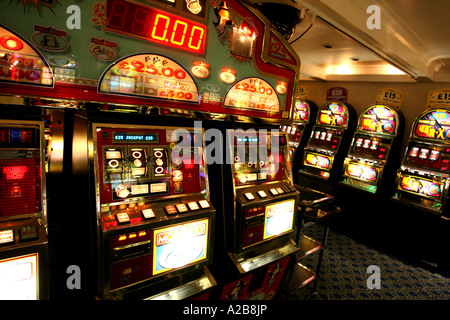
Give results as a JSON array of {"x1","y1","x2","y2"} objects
[
  {"x1": 358, "y1": 105, "x2": 398, "y2": 134},
  {"x1": 153, "y1": 218, "x2": 209, "y2": 275},
  {"x1": 263, "y1": 199, "x2": 295, "y2": 240},
  {"x1": 104, "y1": 0, "x2": 207, "y2": 54},
  {"x1": 223, "y1": 77, "x2": 280, "y2": 113},
  {"x1": 304, "y1": 152, "x2": 331, "y2": 170},
  {"x1": 0, "y1": 253, "x2": 38, "y2": 300},
  {"x1": 412, "y1": 109, "x2": 450, "y2": 141},
  {"x1": 398, "y1": 174, "x2": 443, "y2": 199},
  {"x1": 293, "y1": 99, "x2": 309, "y2": 122},
  {"x1": 317, "y1": 101, "x2": 348, "y2": 127},
  {"x1": 344, "y1": 162, "x2": 379, "y2": 183}
]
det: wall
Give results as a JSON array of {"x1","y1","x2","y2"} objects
[{"x1": 299, "y1": 81, "x2": 450, "y2": 156}]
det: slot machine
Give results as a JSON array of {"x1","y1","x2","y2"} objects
[
  {"x1": 281, "y1": 98, "x2": 316, "y2": 179},
  {"x1": 0, "y1": 117, "x2": 49, "y2": 300},
  {"x1": 298, "y1": 100, "x2": 355, "y2": 194},
  {"x1": 392, "y1": 107, "x2": 450, "y2": 217},
  {"x1": 340, "y1": 104, "x2": 403, "y2": 196},
  {"x1": 84, "y1": 117, "x2": 216, "y2": 300},
  {"x1": 0, "y1": 0, "x2": 301, "y2": 300},
  {"x1": 206, "y1": 124, "x2": 299, "y2": 301}
]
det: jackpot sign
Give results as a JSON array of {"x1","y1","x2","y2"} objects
[{"x1": 99, "y1": 54, "x2": 199, "y2": 103}]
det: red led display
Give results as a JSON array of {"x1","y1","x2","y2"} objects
[{"x1": 105, "y1": 0, "x2": 207, "y2": 54}]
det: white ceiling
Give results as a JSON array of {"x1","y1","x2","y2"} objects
[{"x1": 250, "y1": 0, "x2": 450, "y2": 82}]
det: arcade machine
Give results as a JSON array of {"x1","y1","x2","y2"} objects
[
  {"x1": 392, "y1": 107, "x2": 450, "y2": 216},
  {"x1": 84, "y1": 119, "x2": 216, "y2": 300},
  {"x1": 0, "y1": 0, "x2": 302, "y2": 299},
  {"x1": 210, "y1": 127, "x2": 299, "y2": 300},
  {"x1": 281, "y1": 98, "x2": 316, "y2": 181},
  {"x1": 339, "y1": 103, "x2": 403, "y2": 197},
  {"x1": 391, "y1": 105, "x2": 450, "y2": 271},
  {"x1": 0, "y1": 116, "x2": 49, "y2": 300},
  {"x1": 298, "y1": 100, "x2": 355, "y2": 195}
]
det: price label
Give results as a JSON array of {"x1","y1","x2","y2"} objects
[
  {"x1": 427, "y1": 89, "x2": 450, "y2": 109},
  {"x1": 375, "y1": 88, "x2": 403, "y2": 110}
]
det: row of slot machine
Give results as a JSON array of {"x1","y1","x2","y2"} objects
[
  {"x1": 282, "y1": 90, "x2": 450, "y2": 269},
  {"x1": 0, "y1": 0, "x2": 302, "y2": 300},
  {"x1": 283, "y1": 92, "x2": 450, "y2": 216}
]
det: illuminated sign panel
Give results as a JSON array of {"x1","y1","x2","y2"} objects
[
  {"x1": 317, "y1": 101, "x2": 348, "y2": 127},
  {"x1": 359, "y1": 105, "x2": 397, "y2": 134},
  {"x1": 0, "y1": 253, "x2": 38, "y2": 300},
  {"x1": 398, "y1": 174, "x2": 443, "y2": 199},
  {"x1": 99, "y1": 53, "x2": 199, "y2": 102},
  {"x1": 344, "y1": 162, "x2": 379, "y2": 183},
  {"x1": 304, "y1": 152, "x2": 331, "y2": 170},
  {"x1": 224, "y1": 77, "x2": 280, "y2": 113},
  {"x1": 412, "y1": 109, "x2": 450, "y2": 141},
  {"x1": 153, "y1": 219, "x2": 209, "y2": 275},
  {"x1": 293, "y1": 99, "x2": 309, "y2": 122},
  {"x1": 104, "y1": 0, "x2": 207, "y2": 54},
  {"x1": 0, "y1": 25, "x2": 53, "y2": 87},
  {"x1": 264, "y1": 199, "x2": 295, "y2": 239}
]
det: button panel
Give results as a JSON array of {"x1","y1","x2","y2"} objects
[{"x1": 116, "y1": 212, "x2": 130, "y2": 224}]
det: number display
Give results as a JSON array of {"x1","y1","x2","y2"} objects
[{"x1": 105, "y1": 0, "x2": 206, "y2": 54}]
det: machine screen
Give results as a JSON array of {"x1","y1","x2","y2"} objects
[
  {"x1": 0, "y1": 253, "x2": 38, "y2": 300},
  {"x1": 398, "y1": 174, "x2": 443, "y2": 199},
  {"x1": 344, "y1": 161, "x2": 379, "y2": 183},
  {"x1": 95, "y1": 125, "x2": 206, "y2": 205},
  {"x1": 304, "y1": 152, "x2": 332, "y2": 170},
  {"x1": 358, "y1": 105, "x2": 397, "y2": 134},
  {"x1": 263, "y1": 199, "x2": 295, "y2": 239},
  {"x1": 230, "y1": 130, "x2": 289, "y2": 186},
  {"x1": 153, "y1": 218, "x2": 209, "y2": 275},
  {"x1": 404, "y1": 141, "x2": 450, "y2": 173}
]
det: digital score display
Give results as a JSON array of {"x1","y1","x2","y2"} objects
[
  {"x1": 113, "y1": 132, "x2": 159, "y2": 143},
  {"x1": 105, "y1": 0, "x2": 207, "y2": 54},
  {"x1": 153, "y1": 218, "x2": 209, "y2": 276}
]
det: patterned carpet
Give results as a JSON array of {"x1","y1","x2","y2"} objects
[{"x1": 290, "y1": 224, "x2": 450, "y2": 300}]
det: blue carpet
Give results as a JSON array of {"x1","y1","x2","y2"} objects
[{"x1": 292, "y1": 225, "x2": 450, "y2": 300}]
